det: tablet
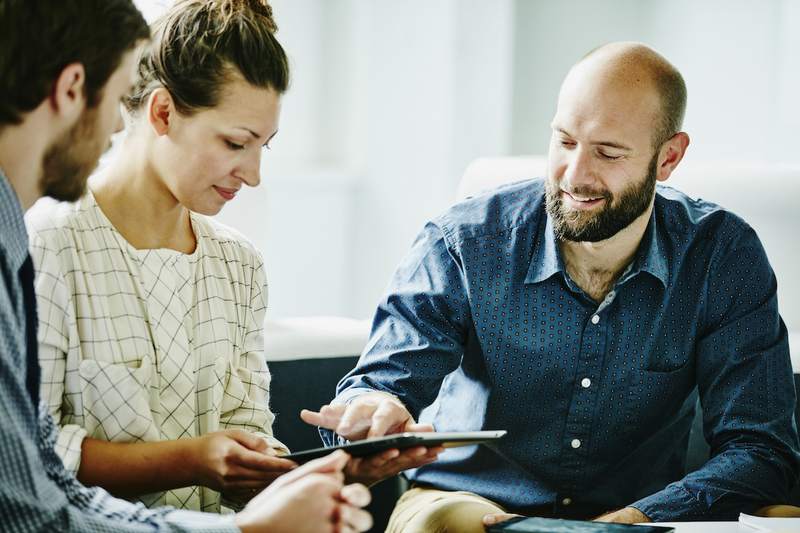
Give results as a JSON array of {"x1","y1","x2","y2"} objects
[
  {"x1": 487, "y1": 517, "x2": 674, "y2": 532},
  {"x1": 283, "y1": 430, "x2": 507, "y2": 463}
]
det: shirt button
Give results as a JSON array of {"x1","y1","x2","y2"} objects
[
  {"x1": 581, "y1": 378, "x2": 591, "y2": 388},
  {"x1": 591, "y1": 314, "x2": 600, "y2": 324},
  {"x1": 571, "y1": 438, "x2": 581, "y2": 449},
  {"x1": 562, "y1": 497, "x2": 572, "y2": 506}
]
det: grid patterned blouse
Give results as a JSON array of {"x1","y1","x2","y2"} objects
[{"x1": 26, "y1": 191, "x2": 287, "y2": 513}]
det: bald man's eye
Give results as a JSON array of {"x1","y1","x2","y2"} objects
[{"x1": 598, "y1": 150, "x2": 623, "y2": 161}]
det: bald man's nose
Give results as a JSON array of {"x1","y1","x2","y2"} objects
[{"x1": 562, "y1": 148, "x2": 596, "y2": 188}]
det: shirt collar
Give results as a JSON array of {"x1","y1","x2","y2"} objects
[
  {"x1": 628, "y1": 206, "x2": 669, "y2": 288},
  {"x1": 525, "y1": 213, "x2": 564, "y2": 285},
  {"x1": 525, "y1": 206, "x2": 668, "y2": 288},
  {"x1": 0, "y1": 169, "x2": 29, "y2": 271}
]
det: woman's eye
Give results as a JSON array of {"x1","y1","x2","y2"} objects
[
  {"x1": 225, "y1": 140, "x2": 245, "y2": 150},
  {"x1": 560, "y1": 139, "x2": 576, "y2": 148}
]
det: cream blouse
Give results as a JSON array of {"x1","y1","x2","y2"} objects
[{"x1": 26, "y1": 191, "x2": 287, "y2": 513}]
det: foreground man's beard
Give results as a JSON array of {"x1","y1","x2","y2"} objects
[
  {"x1": 40, "y1": 107, "x2": 105, "y2": 202},
  {"x1": 545, "y1": 152, "x2": 658, "y2": 242}
]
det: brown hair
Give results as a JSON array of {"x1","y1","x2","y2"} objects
[
  {"x1": 126, "y1": 0, "x2": 290, "y2": 116},
  {"x1": 651, "y1": 65, "x2": 687, "y2": 148},
  {"x1": 0, "y1": 0, "x2": 149, "y2": 127}
]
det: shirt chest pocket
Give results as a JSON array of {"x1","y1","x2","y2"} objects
[
  {"x1": 78, "y1": 356, "x2": 160, "y2": 442},
  {"x1": 623, "y1": 362, "x2": 694, "y2": 437}
]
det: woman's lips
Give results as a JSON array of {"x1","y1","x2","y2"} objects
[{"x1": 213, "y1": 186, "x2": 237, "y2": 201}]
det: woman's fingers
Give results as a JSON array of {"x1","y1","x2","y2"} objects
[
  {"x1": 271, "y1": 450, "x2": 350, "y2": 489},
  {"x1": 233, "y1": 446, "x2": 297, "y2": 471}
]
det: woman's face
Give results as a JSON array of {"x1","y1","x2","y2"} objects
[{"x1": 151, "y1": 76, "x2": 281, "y2": 216}]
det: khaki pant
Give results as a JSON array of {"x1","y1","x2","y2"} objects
[{"x1": 386, "y1": 486, "x2": 506, "y2": 533}]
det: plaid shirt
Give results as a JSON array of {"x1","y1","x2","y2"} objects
[
  {"x1": 0, "y1": 171, "x2": 238, "y2": 532},
  {"x1": 27, "y1": 191, "x2": 286, "y2": 512}
]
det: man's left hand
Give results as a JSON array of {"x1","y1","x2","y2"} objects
[
  {"x1": 483, "y1": 507, "x2": 650, "y2": 528},
  {"x1": 594, "y1": 507, "x2": 651, "y2": 523},
  {"x1": 343, "y1": 444, "x2": 443, "y2": 486},
  {"x1": 483, "y1": 513, "x2": 522, "y2": 527}
]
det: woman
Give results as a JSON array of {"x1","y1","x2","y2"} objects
[{"x1": 27, "y1": 0, "x2": 295, "y2": 513}]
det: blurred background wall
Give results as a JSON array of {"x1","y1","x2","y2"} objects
[{"x1": 133, "y1": 0, "x2": 800, "y2": 319}]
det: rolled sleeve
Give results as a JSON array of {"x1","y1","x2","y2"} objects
[
  {"x1": 53, "y1": 423, "x2": 87, "y2": 474},
  {"x1": 631, "y1": 483, "x2": 706, "y2": 522}
]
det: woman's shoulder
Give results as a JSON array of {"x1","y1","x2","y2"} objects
[
  {"x1": 25, "y1": 194, "x2": 99, "y2": 246},
  {"x1": 193, "y1": 214, "x2": 263, "y2": 266}
]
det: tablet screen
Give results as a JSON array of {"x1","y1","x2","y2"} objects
[
  {"x1": 284, "y1": 430, "x2": 507, "y2": 463},
  {"x1": 487, "y1": 517, "x2": 674, "y2": 532}
]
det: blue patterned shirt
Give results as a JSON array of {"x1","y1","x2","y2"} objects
[
  {"x1": 328, "y1": 178, "x2": 800, "y2": 521},
  {"x1": 0, "y1": 172, "x2": 238, "y2": 532}
]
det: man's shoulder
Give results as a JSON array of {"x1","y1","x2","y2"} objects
[
  {"x1": 436, "y1": 178, "x2": 545, "y2": 245},
  {"x1": 655, "y1": 184, "x2": 753, "y2": 244}
]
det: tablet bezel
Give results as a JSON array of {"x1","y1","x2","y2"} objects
[{"x1": 283, "y1": 430, "x2": 507, "y2": 463}]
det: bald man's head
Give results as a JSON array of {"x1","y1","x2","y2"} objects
[
  {"x1": 546, "y1": 43, "x2": 691, "y2": 243},
  {"x1": 566, "y1": 42, "x2": 686, "y2": 148}
]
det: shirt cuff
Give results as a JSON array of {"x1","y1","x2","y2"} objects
[
  {"x1": 631, "y1": 482, "x2": 706, "y2": 522},
  {"x1": 164, "y1": 509, "x2": 241, "y2": 532},
  {"x1": 54, "y1": 423, "x2": 88, "y2": 474},
  {"x1": 334, "y1": 387, "x2": 400, "y2": 406}
]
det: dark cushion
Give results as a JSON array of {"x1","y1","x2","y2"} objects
[{"x1": 269, "y1": 356, "x2": 402, "y2": 533}]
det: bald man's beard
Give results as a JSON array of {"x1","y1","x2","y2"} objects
[
  {"x1": 40, "y1": 107, "x2": 105, "y2": 202},
  {"x1": 545, "y1": 153, "x2": 658, "y2": 243}
]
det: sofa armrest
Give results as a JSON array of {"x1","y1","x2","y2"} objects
[{"x1": 264, "y1": 316, "x2": 371, "y2": 362}]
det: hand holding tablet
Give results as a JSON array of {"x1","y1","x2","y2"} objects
[
  {"x1": 284, "y1": 430, "x2": 508, "y2": 463},
  {"x1": 299, "y1": 392, "x2": 506, "y2": 484}
]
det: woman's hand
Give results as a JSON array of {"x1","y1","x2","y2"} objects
[{"x1": 189, "y1": 429, "x2": 296, "y2": 493}]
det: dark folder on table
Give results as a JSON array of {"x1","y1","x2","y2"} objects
[{"x1": 487, "y1": 517, "x2": 674, "y2": 533}]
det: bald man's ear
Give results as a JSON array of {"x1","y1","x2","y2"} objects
[
  {"x1": 51, "y1": 63, "x2": 86, "y2": 123},
  {"x1": 656, "y1": 132, "x2": 690, "y2": 183}
]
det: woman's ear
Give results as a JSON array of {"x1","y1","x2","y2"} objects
[
  {"x1": 147, "y1": 88, "x2": 175, "y2": 136},
  {"x1": 51, "y1": 63, "x2": 86, "y2": 122}
]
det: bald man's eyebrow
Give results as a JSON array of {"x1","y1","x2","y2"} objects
[
  {"x1": 594, "y1": 140, "x2": 632, "y2": 151},
  {"x1": 553, "y1": 126, "x2": 633, "y2": 151}
]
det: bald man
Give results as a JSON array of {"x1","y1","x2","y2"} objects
[{"x1": 302, "y1": 43, "x2": 800, "y2": 530}]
